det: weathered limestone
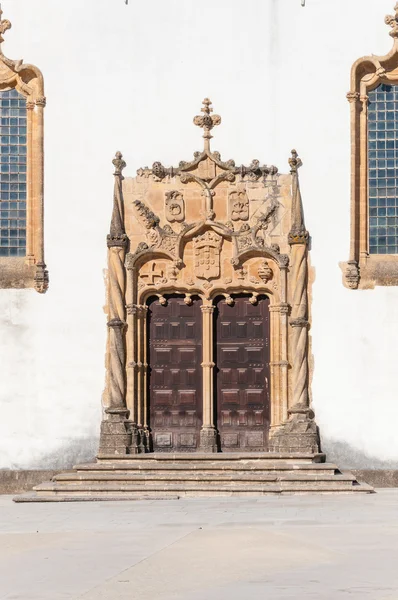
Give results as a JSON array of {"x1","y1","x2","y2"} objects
[
  {"x1": 99, "y1": 153, "x2": 133, "y2": 456},
  {"x1": 270, "y1": 152, "x2": 320, "y2": 454},
  {"x1": 14, "y1": 454, "x2": 373, "y2": 501},
  {"x1": 100, "y1": 100, "x2": 318, "y2": 457}
]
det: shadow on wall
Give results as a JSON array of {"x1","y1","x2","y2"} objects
[
  {"x1": 322, "y1": 438, "x2": 398, "y2": 470},
  {"x1": 31, "y1": 436, "x2": 99, "y2": 470}
]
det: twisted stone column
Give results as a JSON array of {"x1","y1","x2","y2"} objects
[
  {"x1": 99, "y1": 153, "x2": 133, "y2": 456},
  {"x1": 270, "y1": 151, "x2": 319, "y2": 454}
]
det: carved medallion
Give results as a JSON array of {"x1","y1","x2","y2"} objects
[
  {"x1": 165, "y1": 190, "x2": 185, "y2": 223},
  {"x1": 229, "y1": 190, "x2": 249, "y2": 221},
  {"x1": 193, "y1": 230, "x2": 223, "y2": 280}
]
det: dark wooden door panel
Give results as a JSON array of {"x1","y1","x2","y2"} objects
[
  {"x1": 215, "y1": 295, "x2": 270, "y2": 451},
  {"x1": 148, "y1": 295, "x2": 202, "y2": 452}
]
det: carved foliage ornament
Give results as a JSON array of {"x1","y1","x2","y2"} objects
[
  {"x1": 133, "y1": 200, "x2": 159, "y2": 229},
  {"x1": 385, "y1": 3, "x2": 398, "y2": 38},
  {"x1": 258, "y1": 261, "x2": 273, "y2": 284},
  {"x1": 193, "y1": 230, "x2": 223, "y2": 280}
]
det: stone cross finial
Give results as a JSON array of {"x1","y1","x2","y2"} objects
[
  {"x1": 289, "y1": 149, "x2": 303, "y2": 174},
  {"x1": 385, "y1": 3, "x2": 398, "y2": 38},
  {"x1": 113, "y1": 151, "x2": 126, "y2": 177},
  {"x1": 0, "y1": 5, "x2": 11, "y2": 47},
  {"x1": 193, "y1": 98, "x2": 221, "y2": 150}
]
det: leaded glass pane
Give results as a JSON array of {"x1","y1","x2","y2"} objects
[
  {"x1": 0, "y1": 88, "x2": 27, "y2": 257},
  {"x1": 368, "y1": 84, "x2": 398, "y2": 255}
]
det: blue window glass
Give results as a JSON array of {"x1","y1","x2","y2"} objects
[
  {"x1": 368, "y1": 84, "x2": 398, "y2": 255},
  {"x1": 0, "y1": 88, "x2": 27, "y2": 257}
]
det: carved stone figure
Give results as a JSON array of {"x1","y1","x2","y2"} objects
[
  {"x1": 229, "y1": 190, "x2": 249, "y2": 221},
  {"x1": 193, "y1": 230, "x2": 223, "y2": 279},
  {"x1": 165, "y1": 190, "x2": 185, "y2": 223}
]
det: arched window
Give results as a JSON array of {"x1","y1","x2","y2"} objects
[
  {"x1": 344, "y1": 5, "x2": 398, "y2": 289},
  {"x1": 0, "y1": 9, "x2": 47, "y2": 292}
]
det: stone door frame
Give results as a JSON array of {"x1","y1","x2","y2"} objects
[{"x1": 125, "y1": 250, "x2": 288, "y2": 452}]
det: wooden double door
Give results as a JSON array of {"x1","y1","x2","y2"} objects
[{"x1": 148, "y1": 294, "x2": 270, "y2": 452}]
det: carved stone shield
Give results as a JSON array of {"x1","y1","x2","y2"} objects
[{"x1": 193, "y1": 230, "x2": 223, "y2": 279}]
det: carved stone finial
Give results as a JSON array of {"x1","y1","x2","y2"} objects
[
  {"x1": 385, "y1": 3, "x2": 398, "y2": 38},
  {"x1": 289, "y1": 149, "x2": 303, "y2": 174},
  {"x1": 193, "y1": 98, "x2": 221, "y2": 148},
  {"x1": 0, "y1": 6, "x2": 11, "y2": 47},
  {"x1": 113, "y1": 151, "x2": 126, "y2": 177}
]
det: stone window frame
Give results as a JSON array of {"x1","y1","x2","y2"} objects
[
  {"x1": 343, "y1": 5, "x2": 398, "y2": 289},
  {"x1": 0, "y1": 13, "x2": 48, "y2": 292}
]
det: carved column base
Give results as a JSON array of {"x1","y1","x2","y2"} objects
[
  {"x1": 269, "y1": 403, "x2": 320, "y2": 454},
  {"x1": 199, "y1": 426, "x2": 218, "y2": 453},
  {"x1": 126, "y1": 421, "x2": 141, "y2": 455},
  {"x1": 98, "y1": 407, "x2": 132, "y2": 456}
]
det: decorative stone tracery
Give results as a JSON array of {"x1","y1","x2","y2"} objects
[{"x1": 99, "y1": 99, "x2": 318, "y2": 455}]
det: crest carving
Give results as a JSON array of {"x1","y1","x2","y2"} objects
[
  {"x1": 165, "y1": 190, "x2": 185, "y2": 223},
  {"x1": 193, "y1": 230, "x2": 223, "y2": 280},
  {"x1": 229, "y1": 190, "x2": 249, "y2": 221}
]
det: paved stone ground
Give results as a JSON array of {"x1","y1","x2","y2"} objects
[{"x1": 1, "y1": 491, "x2": 398, "y2": 599}]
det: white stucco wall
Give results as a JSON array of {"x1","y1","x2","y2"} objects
[{"x1": 0, "y1": 0, "x2": 397, "y2": 469}]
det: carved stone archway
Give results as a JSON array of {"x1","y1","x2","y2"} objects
[{"x1": 99, "y1": 99, "x2": 319, "y2": 455}]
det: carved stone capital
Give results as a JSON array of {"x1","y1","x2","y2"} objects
[
  {"x1": 126, "y1": 304, "x2": 136, "y2": 316},
  {"x1": 288, "y1": 230, "x2": 309, "y2": 245},
  {"x1": 107, "y1": 318, "x2": 126, "y2": 329},
  {"x1": 201, "y1": 305, "x2": 215, "y2": 314},
  {"x1": 270, "y1": 303, "x2": 290, "y2": 315},
  {"x1": 290, "y1": 317, "x2": 309, "y2": 328},
  {"x1": 107, "y1": 233, "x2": 128, "y2": 248},
  {"x1": 346, "y1": 91, "x2": 360, "y2": 103},
  {"x1": 278, "y1": 254, "x2": 290, "y2": 267},
  {"x1": 36, "y1": 96, "x2": 46, "y2": 107},
  {"x1": 135, "y1": 305, "x2": 148, "y2": 319}
]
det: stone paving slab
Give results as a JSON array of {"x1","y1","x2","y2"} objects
[{"x1": 0, "y1": 491, "x2": 398, "y2": 599}]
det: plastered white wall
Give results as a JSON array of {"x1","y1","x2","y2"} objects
[{"x1": 0, "y1": 0, "x2": 397, "y2": 469}]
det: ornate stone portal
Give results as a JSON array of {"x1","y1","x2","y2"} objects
[{"x1": 99, "y1": 99, "x2": 319, "y2": 455}]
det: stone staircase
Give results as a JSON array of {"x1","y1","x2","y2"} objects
[{"x1": 14, "y1": 453, "x2": 374, "y2": 502}]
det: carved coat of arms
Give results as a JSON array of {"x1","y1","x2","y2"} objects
[
  {"x1": 165, "y1": 190, "x2": 185, "y2": 223},
  {"x1": 193, "y1": 230, "x2": 223, "y2": 280},
  {"x1": 229, "y1": 190, "x2": 249, "y2": 221}
]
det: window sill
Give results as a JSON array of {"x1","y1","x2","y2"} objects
[
  {"x1": 0, "y1": 258, "x2": 48, "y2": 293},
  {"x1": 341, "y1": 255, "x2": 398, "y2": 289}
]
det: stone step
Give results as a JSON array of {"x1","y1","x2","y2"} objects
[
  {"x1": 97, "y1": 452, "x2": 326, "y2": 464},
  {"x1": 54, "y1": 472, "x2": 355, "y2": 483},
  {"x1": 33, "y1": 477, "x2": 361, "y2": 494},
  {"x1": 73, "y1": 462, "x2": 337, "y2": 474},
  {"x1": 28, "y1": 483, "x2": 373, "y2": 498},
  {"x1": 13, "y1": 453, "x2": 374, "y2": 502}
]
